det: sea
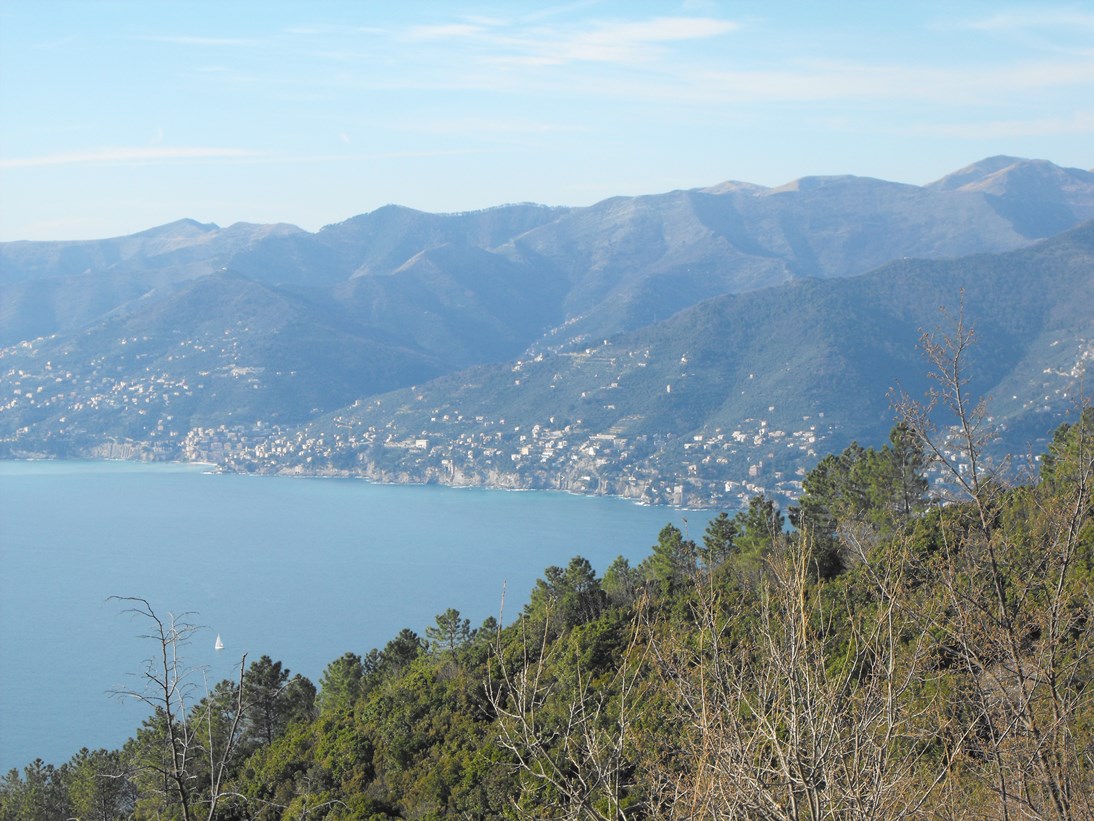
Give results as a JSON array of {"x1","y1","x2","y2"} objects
[{"x1": 0, "y1": 460, "x2": 716, "y2": 772}]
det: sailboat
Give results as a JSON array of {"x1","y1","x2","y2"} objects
[{"x1": 214, "y1": 634, "x2": 224, "y2": 651}]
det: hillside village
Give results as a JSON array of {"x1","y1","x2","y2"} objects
[
  {"x1": 187, "y1": 406, "x2": 829, "y2": 508},
  {"x1": 3, "y1": 331, "x2": 833, "y2": 507},
  {"x1": 4, "y1": 320, "x2": 1091, "y2": 509}
]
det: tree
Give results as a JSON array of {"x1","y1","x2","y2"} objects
[
  {"x1": 895, "y1": 308, "x2": 1094, "y2": 819},
  {"x1": 65, "y1": 747, "x2": 136, "y2": 821},
  {"x1": 488, "y1": 608, "x2": 647, "y2": 819},
  {"x1": 110, "y1": 597, "x2": 247, "y2": 821},
  {"x1": 602, "y1": 556, "x2": 642, "y2": 608},
  {"x1": 699, "y1": 512, "x2": 738, "y2": 569},
  {"x1": 0, "y1": 759, "x2": 71, "y2": 821},
  {"x1": 317, "y1": 652, "x2": 366, "y2": 715},
  {"x1": 527, "y1": 556, "x2": 608, "y2": 630},
  {"x1": 734, "y1": 494, "x2": 785, "y2": 557},
  {"x1": 384, "y1": 628, "x2": 426, "y2": 672},
  {"x1": 642, "y1": 524, "x2": 696, "y2": 594},
  {"x1": 791, "y1": 427, "x2": 928, "y2": 578},
  {"x1": 874, "y1": 421, "x2": 929, "y2": 525},
  {"x1": 426, "y1": 608, "x2": 472, "y2": 653},
  {"x1": 243, "y1": 655, "x2": 316, "y2": 751},
  {"x1": 642, "y1": 524, "x2": 952, "y2": 819}
]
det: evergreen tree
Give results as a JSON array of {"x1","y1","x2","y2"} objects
[
  {"x1": 734, "y1": 494, "x2": 785, "y2": 557},
  {"x1": 602, "y1": 555, "x2": 642, "y2": 607},
  {"x1": 382, "y1": 628, "x2": 426, "y2": 674},
  {"x1": 317, "y1": 652, "x2": 365, "y2": 714},
  {"x1": 699, "y1": 511, "x2": 739, "y2": 569},
  {"x1": 243, "y1": 655, "x2": 316, "y2": 750},
  {"x1": 426, "y1": 608, "x2": 472, "y2": 653},
  {"x1": 527, "y1": 556, "x2": 607, "y2": 629},
  {"x1": 643, "y1": 523, "x2": 697, "y2": 593}
]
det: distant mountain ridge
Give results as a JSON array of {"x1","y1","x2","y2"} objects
[
  {"x1": 1, "y1": 156, "x2": 1092, "y2": 506},
  {"x1": 288, "y1": 221, "x2": 1094, "y2": 506}
]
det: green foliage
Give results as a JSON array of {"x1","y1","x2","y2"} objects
[
  {"x1": 602, "y1": 555, "x2": 642, "y2": 607},
  {"x1": 381, "y1": 629, "x2": 426, "y2": 676},
  {"x1": 734, "y1": 493, "x2": 785, "y2": 557},
  {"x1": 699, "y1": 511, "x2": 738, "y2": 569},
  {"x1": 791, "y1": 423, "x2": 928, "y2": 578},
  {"x1": 641, "y1": 523, "x2": 697, "y2": 594},
  {"x1": 526, "y1": 555, "x2": 608, "y2": 632},
  {"x1": 318, "y1": 652, "x2": 367, "y2": 715},
  {"x1": 425, "y1": 608, "x2": 472, "y2": 654},
  {"x1": 243, "y1": 655, "x2": 317, "y2": 752},
  {"x1": 0, "y1": 760, "x2": 71, "y2": 821}
]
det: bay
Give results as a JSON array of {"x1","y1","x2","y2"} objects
[{"x1": 0, "y1": 460, "x2": 715, "y2": 772}]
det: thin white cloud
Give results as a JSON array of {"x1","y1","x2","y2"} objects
[
  {"x1": 282, "y1": 23, "x2": 386, "y2": 37},
  {"x1": 496, "y1": 16, "x2": 738, "y2": 66},
  {"x1": 964, "y1": 9, "x2": 1094, "y2": 32},
  {"x1": 391, "y1": 15, "x2": 738, "y2": 68},
  {"x1": 0, "y1": 147, "x2": 268, "y2": 169},
  {"x1": 406, "y1": 23, "x2": 487, "y2": 41},
  {"x1": 137, "y1": 35, "x2": 256, "y2": 47},
  {"x1": 399, "y1": 116, "x2": 592, "y2": 137},
  {"x1": 567, "y1": 56, "x2": 1094, "y2": 106},
  {"x1": 283, "y1": 148, "x2": 486, "y2": 163},
  {"x1": 906, "y1": 111, "x2": 1094, "y2": 139}
]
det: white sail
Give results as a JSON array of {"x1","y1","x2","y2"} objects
[{"x1": 214, "y1": 634, "x2": 224, "y2": 651}]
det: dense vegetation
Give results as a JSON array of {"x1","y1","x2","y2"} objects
[{"x1": 4, "y1": 343, "x2": 1092, "y2": 819}]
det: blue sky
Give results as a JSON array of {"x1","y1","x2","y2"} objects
[{"x1": 2, "y1": 1, "x2": 1092, "y2": 241}]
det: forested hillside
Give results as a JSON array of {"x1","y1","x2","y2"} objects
[{"x1": 4, "y1": 343, "x2": 1091, "y2": 820}]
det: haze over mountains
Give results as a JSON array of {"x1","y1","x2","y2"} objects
[{"x1": 2, "y1": 156, "x2": 1092, "y2": 506}]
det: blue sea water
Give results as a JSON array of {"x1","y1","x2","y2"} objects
[{"x1": 0, "y1": 460, "x2": 715, "y2": 771}]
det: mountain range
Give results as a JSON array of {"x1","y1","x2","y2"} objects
[{"x1": 2, "y1": 156, "x2": 1092, "y2": 507}]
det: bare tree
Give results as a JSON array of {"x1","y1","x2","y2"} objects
[
  {"x1": 486, "y1": 606, "x2": 647, "y2": 820},
  {"x1": 110, "y1": 597, "x2": 248, "y2": 821},
  {"x1": 895, "y1": 310, "x2": 1094, "y2": 819},
  {"x1": 641, "y1": 526, "x2": 955, "y2": 820}
]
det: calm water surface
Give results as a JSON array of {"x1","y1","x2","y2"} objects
[{"x1": 0, "y1": 460, "x2": 714, "y2": 771}]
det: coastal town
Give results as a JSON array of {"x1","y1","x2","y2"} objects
[
  {"x1": 4, "y1": 323, "x2": 1089, "y2": 508},
  {"x1": 184, "y1": 409, "x2": 830, "y2": 508}
]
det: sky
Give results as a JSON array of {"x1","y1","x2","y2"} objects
[{"x1": 1, "y1": 1, "x2": 1093, "y2": 242}]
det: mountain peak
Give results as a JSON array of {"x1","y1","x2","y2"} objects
[
  {"x1": 131, "y1": 218, "x2": 220, "y2": 239},
  {"x1": 699, "y1": 180, "x2": 769, "y2": 196},
  {"x1": 925, "y1": 156, "x2": 1093, "y2": 194}
]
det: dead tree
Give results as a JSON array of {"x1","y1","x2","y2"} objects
[
  {"x1": 895, "y1": 308, "x2": 1093, "y2": 819},
  {"x1": 486, "y1": 607, "x2": 646, "y2": 820},
  {"x1": 642, "y1": 529, "x2": 952, "y2": 820},
  {"x1": 110, "y1": 596, "x2": 247, "y2": 821}
]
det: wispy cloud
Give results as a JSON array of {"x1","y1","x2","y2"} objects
[
  {"x1": 385, "y1": 14, "x2": 739, "y2": 69},
  {"x1": 283, "y1": 148, "x2": 486, "y2": 163},
  {"x1": 489, "y1": 16, "x2": 738, "y2": 66},
  {"x1": 406, "y1": 23, "x2": 487, "y2": 41},
  {"x1": 398, "y1": 116, "x2": 592, "y2": 137},
  {"x1": 963, "y1": 9, "x2": 1094, "y2": 32},
  {"x1": 137, "y1": 35, "x2": 256, "y2": 47},
  {"x1": 686, "y1": 58, "x2": 1094, "y2": 105},
  {"x1": 0, "y1": 146, "x2": 268, "y2": 169},
  {"x1": 905, "y1": 111, "x2": 1094, "y2": 139}
]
